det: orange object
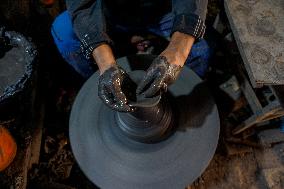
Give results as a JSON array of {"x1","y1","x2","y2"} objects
[
  {"x1": 40, "y1": 0, "x2": 55, "y2": 6},
  {"x1": 0, "y1": 126, "x2": 17, "y2": 171}
]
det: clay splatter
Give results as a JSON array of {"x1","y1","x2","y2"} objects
[
  {"x1": 0, "y1": 46, "x2": 26, "y2": 95},
  {"x1": 251, "y1": 46, "x2": 272, "y2": 65},
  {"x1": 255, "y1": 19, "x2": 276, "y2": 36}
]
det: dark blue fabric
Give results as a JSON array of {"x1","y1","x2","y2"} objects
[
  {"x1": 51, "y1": 11, "x2": 212, "y2": 78},
  {"x1": 51, "y1": 11, "x2": 95, "y2": 78},
  {"x1": 66, "y1": 0, "x2": 207, "y2": 58}
]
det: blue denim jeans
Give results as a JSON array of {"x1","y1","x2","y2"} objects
[{"x1": 51, "y1": 11, "x2": 212, "y2": 78}]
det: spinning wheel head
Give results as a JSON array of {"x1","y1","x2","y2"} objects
[{"x1": 70, "y1": 55, "x2": 220, "y2": 189}]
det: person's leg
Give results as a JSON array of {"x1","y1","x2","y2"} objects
[
  {"x1": 148, "y1": 13, "x2": 212, "y2": 77},
  {"x1": 51, "y1": 11, "x2": 95, "y2": 78},
  {"x1": 184, "y1": 39, "x2": 212, "y2": 77},
  {"x1": 147, "y1": 13, "x2": 174, "y2": 39}
]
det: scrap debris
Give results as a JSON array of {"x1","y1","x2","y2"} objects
[{"x1": 29, "y1": 132, "x2": 74, "y2": 183}]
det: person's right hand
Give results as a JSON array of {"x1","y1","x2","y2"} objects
[
  {"x1": 93, "y1": 44, "x2": 132, "y2": 112},
  {"x1": 98, "y1": 64, "x2": 132, "y2": 112}
]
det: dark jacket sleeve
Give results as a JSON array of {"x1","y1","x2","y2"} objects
[
  {"x1": 66, "y1": 0, "x2": 112, "y2": 59},
  {"x1": 171, "y1": 0, "x2": 208, "y2": 39}
]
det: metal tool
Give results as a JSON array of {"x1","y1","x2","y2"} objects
[{"x1": 70, "y1": 55, "x2": 220, "y2": 189}]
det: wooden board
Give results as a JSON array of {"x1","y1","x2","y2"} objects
[{"x1": 224, "y1": 0, "x2": 284, "y2": 87}]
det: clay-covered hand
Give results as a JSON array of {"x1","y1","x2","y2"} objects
[
  {"x1": 136, "y1": 56, "x2": 182, "y2": 97},
  {"x1": 98, "y1": 65, "x2": 132, "y2": 112}
]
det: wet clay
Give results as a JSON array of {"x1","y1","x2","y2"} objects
[
  {"x1": 136, "y1": 56, "x2": 182, "y2": 97},
  {"x1": 0, "y1": 46, "x2": 26, "y2": 96}
]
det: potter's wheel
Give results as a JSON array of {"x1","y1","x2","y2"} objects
[{"x1": 70, "y1": 55, "x2": 220, "y2": 189}]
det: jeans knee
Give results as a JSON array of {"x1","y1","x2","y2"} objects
[
  {"x1": 51, "y1": 11, "x2": 81, "y2": 57},
  {"x1": 51, "y1": 11, "x2": 77, "y2": 42},
  {"x1": 186, "y1": 39, "x2": 212, "y2": 77},
  {"x1": 51, "y1": 12, "x2": 94, "y2": 78}
]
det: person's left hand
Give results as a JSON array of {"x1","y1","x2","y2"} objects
[
  {"x1": 136, "y1": 32, "x2": 195, "y2": 97},
  {"x1": 136, "y1": 56, "x2": 182, "y2": 97}
]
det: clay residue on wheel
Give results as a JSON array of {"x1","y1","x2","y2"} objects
[
  {"x1": 0, "y1": 46, "x2": 26, "y2": 95},
  {"x1": 0, "y1": 31, "x2": 37, "y2": 100}
]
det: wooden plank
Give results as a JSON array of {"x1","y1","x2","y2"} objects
[
  {"x1": 233, "y1": 102, "x2": 283, "y2": 135},
  {"x1": 0, "y1": 70, "x2": 45, "y2": 189},
  {"x1": 238, "y1": 67, "x2": 263, "y2": 114},
  {"x1": 224, "y1": 0, "x2": 284, "y2": 87}
]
